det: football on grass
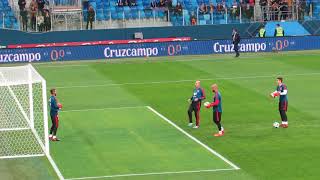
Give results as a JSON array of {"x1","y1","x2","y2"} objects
[
  {"x1": 204, "y1": 102, "x2": 210, "y2": 106},
  {"x1": 273, "y1": 122, "x2": 280, "y2": 128}
]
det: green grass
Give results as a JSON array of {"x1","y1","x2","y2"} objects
[
  {"x1": 55, "y1": 107, "x2": 232, "y2": 179},
  {"x1": 1, "y1": 50, "x2": 320, "y2": 179}
]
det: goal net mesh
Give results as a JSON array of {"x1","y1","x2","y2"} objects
[{"x1": 0, "y1": 65, "x2": 48, "y2": 158}]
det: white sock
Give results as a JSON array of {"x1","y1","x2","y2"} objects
[
  {"x1": 53, "y1": 136, "x2": 56, "y2": 139},
  {"x1": 49, "y1": 134, "x2": 52, "y2": 138},
  {"x1": 282, "y1": 121, "x2": 288, "y2": 125},
  {"x1": 221, "y1": 127, "x2": 224, "y2": 131}
]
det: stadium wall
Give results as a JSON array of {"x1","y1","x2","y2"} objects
[
  {"x1": 0, "y1": 23, "x2": 261, "y2": 46},
  {"x1": 1, "y1": 36, "x2": 320, "y2": 63}
]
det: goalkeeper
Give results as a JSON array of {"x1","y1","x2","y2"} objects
[
  {"x1": 49, "y1": 88, "x2": 62, "y2": 141},
  {"x1": 205, "y1": 84, "x2": 224, "y2": 137},
  {"x1": 270, "y1": 77, "x2": 288, "y2": 128},
  {"x1": 187, "y1": 80, "x2": 206, "y2": 129}
]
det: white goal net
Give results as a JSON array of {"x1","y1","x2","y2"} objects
[{"x1": 0, "y1": 64, "x2": 49, "y2": 159}]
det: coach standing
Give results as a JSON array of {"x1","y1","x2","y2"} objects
[{"x1": 232, "y1": 28, "x2": 241, "y2": 57}]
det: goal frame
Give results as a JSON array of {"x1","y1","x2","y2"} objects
[{"x1": 0, "y1": 64, "x2": 49, "y2": 158}]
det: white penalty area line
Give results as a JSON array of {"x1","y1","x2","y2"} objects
[
  {"x1": 147, "y1": 106, "x2": 240, "y2": 170},
  {"x1": 65, "y1": 168, "x2": 235, "y2": 180},
  {"x1": 55, "y1": 72, "x2": 320, "y2": 89},
  {"x1": 61, "y1": 106, "x2": 147, "y2": 113}
]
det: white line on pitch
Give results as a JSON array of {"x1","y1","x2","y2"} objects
[
  {"x1": 147, "y1": 106, "x2": 240, "y2": 170},
  {"x1": 0, "y1": 154, "x2": 45, "y2": 159},
  {"x1": 61, "y1": 106, "x2": 147, "y2": 113},
  {"x1": 65, "y1": 168, "x2": 236, "y2": 180},
  {"x1": 46, "y1": 154, "x2": 65, "y2": 180},
  {"x1": 55, "y1": 72, "x2": 320, "y2": 89}
]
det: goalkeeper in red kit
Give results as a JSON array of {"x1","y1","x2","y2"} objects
[
  {"x1": 49, "y1": 88, "x2": 62, "y2": 141},
  {"x1": 187, "y1": 80, "x2": 206, "y2": 129},
  {"x1": 205, "y1": 84, "x2": 224, "y2": 137},
  {"x1": 270, "y1": 77, "x2": 288, "y2": 128}
]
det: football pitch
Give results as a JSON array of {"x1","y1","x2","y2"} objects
[{"x1": 1, "y1": 50, "x2": 320, "y2": 180}]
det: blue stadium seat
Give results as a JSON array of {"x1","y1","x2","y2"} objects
[
  {"x1": 97, "y1": 12, "x2": 104, "y2": 21},
  {"x1": 140, "y1": 11, "x2": 146, "y2": 19}
]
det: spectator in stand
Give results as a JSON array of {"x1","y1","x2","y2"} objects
[
  {"x1": 18, "y1": 0, "x2": 26, "y2": 11},
  {"x1": 158, "y1": 0, "x2": 166, "y2": 7},
  {"x1": 44, "y1": 10, "x2": 51, "y2": 31},
  {"x1": 297, "y1": 0, "x2": 306, "y2": 20},
  {"x1": 190, "y1": 11, "x2": 197, "y2": 25},
  {"x1": 117, "y1": 0, "x2": 124, "y2": 6},
  {"x1": 128, "y1": 0, "x2": 136, "y2": 6},
  {"x1": 305, "y1": 0, "x2": 313, "y2": 17},
  {"x1": 259, "y1": 0, "x2": 268, "y2": 21},
  {"x1": 174, "y1": 2, "x2": 183, "y2": 16},
  {"x1": 37, "y1": 0, "x2": 45, "y2": 12},
  {"x1": 199, "y1": 3, "x2": 208, "y2": 14},
  {"x1": 248, "y1": 0, "x2": 254, "y2": 20},
  {"x1": 165, "y1": 0, "x2": 173, "y2": 10},
  {"x1": 30, "y1": 0, "x2": 38, "y2": 9},
  {"x1": 164, "y1": 0, "x2": 173, "y2": 21},
  {"x1": 271, "y1": 0, "x2": 279, "y2": 20},
  {"x1": 30, "y1": 0, "x2": 38, "y2": 30},
  {"x1": 36, "y1": 12, "x2": 44, "y2": 32},
  {"x1": 217, "y1": 1, "x2": 225, "y2": 13},
  {"x1": 209, "y1": 3, "x2": 215, "y2": 14},
  {"x1": 151, "y1": 0, "x2": 158, "y2": 9},
  {"x1": 279, "y1": 0, "x2": 288, "y2": 20},
  {"x1": 286, "y1": 0, "x2": 293, "y2": 18},
  {"x1": 44, "y1": 0, "x2": 50, "y2": 10},
  {"x1": 231, "y1": 0, "x2": 238, "y2": 20},
  {"x1": 20, "y1": 7, "x2": 28, "y2": 31},
  {"x1": 86, "y1": 5, "x2": 95, "y2": 30}
]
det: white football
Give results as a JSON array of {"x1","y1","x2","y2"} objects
[
  {"x1": 273, "y1": 122, "x2": 280, "y2": 128},
  {"x1": 270, "y1": 92, "x2": 274, "y2": 98},
  {"x1": 204, "y1": 102, "x2": 210, "y2": 106}
]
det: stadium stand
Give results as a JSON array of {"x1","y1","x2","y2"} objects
[
  {"x1": 0, "y1": 0, "x2": 320, "y2": 32},
  {"x1": 0, "y1": 0, "x2": 18, "y2": 29}
]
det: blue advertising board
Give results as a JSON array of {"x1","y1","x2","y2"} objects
[{"x1": 1, "y1": 36, "x2": 320, "y2": 63}]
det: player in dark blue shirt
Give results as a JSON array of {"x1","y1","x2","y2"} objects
[
  {"x1": 187, "y1": 80, "x2": 206, "y2": 129},
  {"x1": 270, "y1": 77, "x2": 288, "y2": 128},
  {"x1": 49, "y1": 88, "x2": 62, "y2": 141},
  {"x1": 205, "y1": 84, "x2": 224, "y2": 137}
]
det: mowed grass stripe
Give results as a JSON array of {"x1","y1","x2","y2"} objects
[{"x1": 53, "y1": 107, "x2": 232, "y2": 179}]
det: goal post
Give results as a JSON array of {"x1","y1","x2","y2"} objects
[{"x1": 0, "y1": 64, "x2": 49, "y2": 158}]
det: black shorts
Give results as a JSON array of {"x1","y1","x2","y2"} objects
[
  {"x1": 279, "y1": 101, "x2": 288, "y2": 111},
  {"x1": 213, "y1": 111, "x2": 222, "y2": 123}
]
